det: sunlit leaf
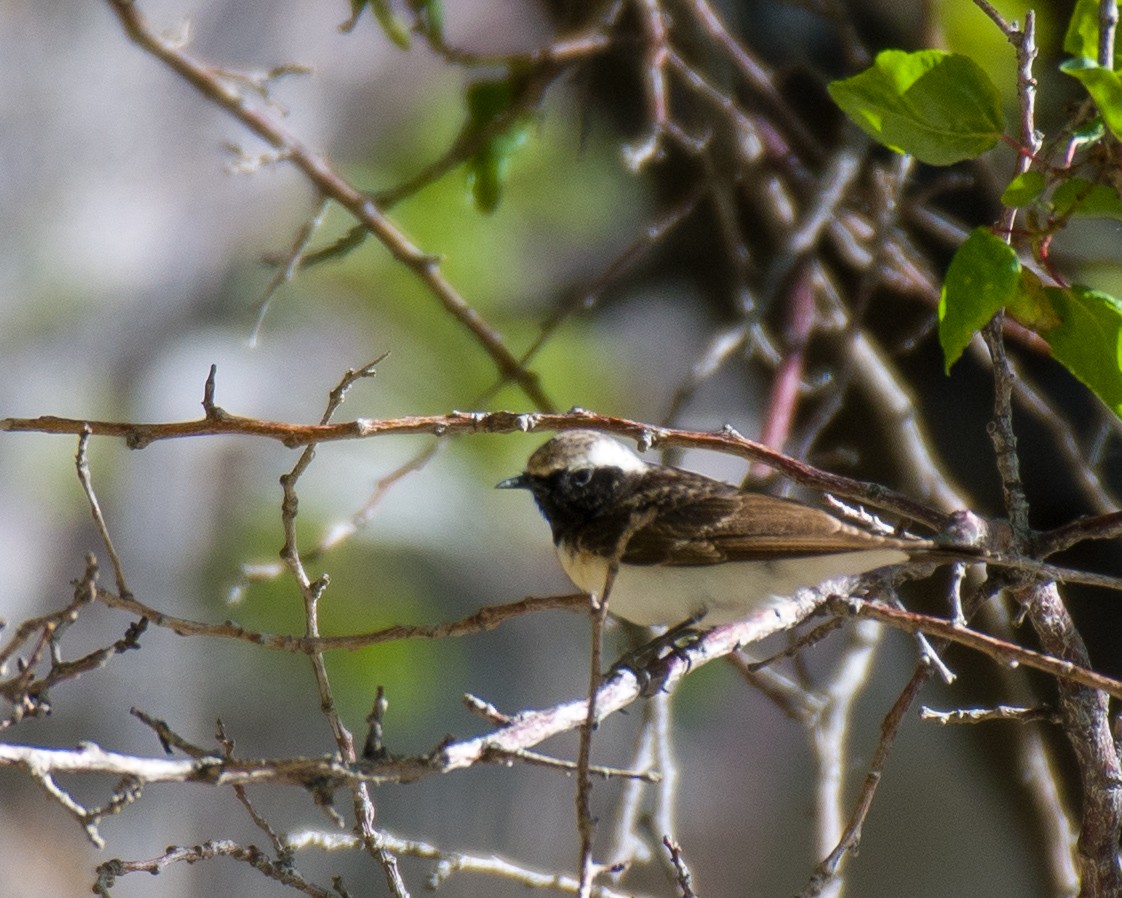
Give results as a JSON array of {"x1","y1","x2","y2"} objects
[
  {"x1": 1001, "y1": 170, "x2": 1047, "y2": 207},
  {"x1": 1051, "y1": 177, "x2": 1122, "y2": 220},
  {"x1": 938, "y1": 228, "x2": 1020, "y2": 371},
  {"x1": 1060, "y1": 58, "x2": 1122, "y2": 139},
  {"x1": 1035, "y1": 285, "x2": 1122, "y2": 416},
  {"x1": 828, "y1": 49, "x2": 1005, "y2": 165},
  {"x1": 1063, "y1": 0, "x2": 1122, "y2": 67}
]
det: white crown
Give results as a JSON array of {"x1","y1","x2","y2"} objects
[{"x1": 526, "y1": 430, "x2": 648, "y2": 476}]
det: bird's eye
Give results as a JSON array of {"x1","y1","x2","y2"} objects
[{"x1": 570, "y1": 468, "x2": 593, "y2": 488}]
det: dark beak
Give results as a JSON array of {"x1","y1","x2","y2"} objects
[{"x1": 496, "y1": 474, "x2": 531, "y2": 490}]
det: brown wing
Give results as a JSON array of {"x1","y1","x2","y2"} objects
[{"x1": 620, "y1": 489, "x2": 914, "y2": 567}]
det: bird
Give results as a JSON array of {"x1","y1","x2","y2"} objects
[{"x1": 497, "y1": 429, "x2": 936, "y2": 629}]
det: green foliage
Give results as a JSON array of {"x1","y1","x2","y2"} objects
[
  {"x1": 938, "y1": 228, "x2": 1021, "y2": 371},
  {"x1": 1051, "y1": 177, "x2": 1122, "y2": 221},
  {"x1": 830, "y1": 4, "x2": 1122, "y2": 418},
  {"x1": 350, "y1": 0, "x2": 412, "y2": 49},
  {"x1": 1041, "y1": 285, "x2": 1122, "y2": 414},
  {"x1": 1001, "y1": 172, "x2": 1122, "y2": 221},
  {"x1": 827, "y1": 49, "x2": 1005, "y2": 165},
  {"x1": 410, "y1": 0, "x2": 442, "y2": 42},
  {"x1": 463, "y1": 75, "x2": 535, "y2": 213},
  {"x1": 293, "y1": 81, "x2": 648, "y2": 412},
  {"x1": 1063, "y1": 0, "x2": 1122, "y2": 65},
  {"x1": 1060, "y1": 58, "x2": 1122, "y2": 139},
  {"x1": 939, "y1": 228, "x2": 1122, "y2": 416},
  {"x1": 1060, "y1": 0, "x2": 1122, "y2": 138},
  {"x1": 999, "y1": 171, "x2": 1046, "y2": 207}
]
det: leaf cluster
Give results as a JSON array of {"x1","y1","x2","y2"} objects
[{"x1": 831, "y1": 6, "x2": 1122, "y2": 416}]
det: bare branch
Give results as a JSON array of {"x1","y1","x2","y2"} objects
[
  {"x1": 3, "y1": 408, "x2": 952, "y2": 528},
  {"x1": 828, "y1": 596, "x2": 1122, "y2": 702},
  {"x1": 75, "y1": 429, "x2": 131, "y2": 599},
  {"x1": 920, "y1": 704, "x2": 1060, "y2": 725},
  {"x1": 285, "y1": 828, "x2": 652, "y2": 898},
  {"x1": 101, "y1": 0, "x2": 554, "y2": 411}
]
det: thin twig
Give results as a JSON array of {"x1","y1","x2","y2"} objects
[
  {"x1": 827, "y1": 596, "x2": 1122, "y2": 702},
  {"x1": 809, "y1": 617, "x2": 883, "y2": 898},
  {"x1": 661, "y1": 837, "x2": 698, "y2": 898},
  {"x1": 275, "y1": 360, "x2": 409, "y2": 896},
  {"x1": 803, "y1": 665, "x2": 929, "y2": 896},
  {"x1": 102, "y1": 0, "x2": 553, "y2": 411},
  {"x1": 920, "y1": 704, "x2": 1060, "y2": 725},
  {"x1": 3, "y1": 408, "x2": 952, "y2": 528},
  {"x1": 285, "y1": 827, "x2": 652, "y2": 898},
  {"x1": 75, "y1": 428, "x2": 131, "y2": 599},
  {"x1": 96, "y1": 840, "x2": 335, "y2": 898},
  {"x1": 250, "y1": 197, "x2": 329, "y2": 347},
  {"x1": 577, "y1": 569, "x2": 612, "y2": 898},
  {"x1": 95, "y1": 586, "x2": 587, "y2": 653}
]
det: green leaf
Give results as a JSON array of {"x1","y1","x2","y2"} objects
[
  {"x1": 463, "y1": 77, "x2": 533, "y2": 213},
  {"x1": 828, "y1": 49, "x2": 1005, "y2": 165},
  {"x1": 466, "y1": 79, "x2": 517, "y2": 128},
  {"x1": 412, "y1": 0, "x2": 443, "y2": 41},
  {"x1": 938, "y1": 228, "x2": 1020, "y2": 371},
  {"x1": 1001, "y1": 170, "x2": 1046, "y2": 207},
  {"x1": 1006, "y1": 267, "x2": 1062, "y2": 333},
  {"x1": 1051, "y1": 177, "x2": 1122, "y2": 220},
  {"x1": 370, "y1": 0, "x2": 411, "y2": 49},
  {"x1": 1064, "y1": 0, "x2": 1103, "y2": 59},
  {"x1": 466, "y1": 120, "x2": 531, "y2": 213},
  {"x1": 1060, "y1": 59, "x2": 1122, "y2": 139},
  {"x1": 1036, "y1": 285, "x2": 1122, "y2": 416},
  {"x1": 1063, "y1": 0, "x2": 1122, "y2": 67}
]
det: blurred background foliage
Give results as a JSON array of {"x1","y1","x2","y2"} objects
[{"x1": 2, "y1": 0, "x2": 1119, "y2": 896}]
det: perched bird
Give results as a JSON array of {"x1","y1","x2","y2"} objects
[{"x1": 498, "y1": 430, "x2": 933, "y2": 628}]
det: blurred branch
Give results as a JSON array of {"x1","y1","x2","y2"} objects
[
  {"x1": 249, "y1": 198, "x2": 329, "y2": 347},
  {"x1": 605, "y1": 689, "x2": 678, "y2": 876},
  {"x1": 807, "y1": 617, "x2": 883, "y2": 898},
  {"x1": 803, "y1": 662, "x2": 929, "y2": 896},
  {"x1": 102, "y1": 0, "x2": 554, "y2": 411},
  {"x1": 623, "y1": 0, "x2": 672, "y2": 170}
]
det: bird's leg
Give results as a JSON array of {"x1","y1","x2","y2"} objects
[{"x1": 608, "y1": 614, "x2": 705, "y2": 695}]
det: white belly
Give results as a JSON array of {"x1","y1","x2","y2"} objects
[{"x1": 558, "y1": 545, "x2": 908, "y2": 627}]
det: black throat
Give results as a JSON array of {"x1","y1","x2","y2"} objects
[{"x1": 527, "y1": 466, "x2": 632, "y2": 549}]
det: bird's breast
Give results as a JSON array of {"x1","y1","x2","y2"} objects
[{"x1": 555, "y1": 543, "x2": 908, "y2": 628}]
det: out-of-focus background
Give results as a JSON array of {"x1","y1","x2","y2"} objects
[{"x1": 2, "y1": 1, "x2": 1120, "y2": 896}]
